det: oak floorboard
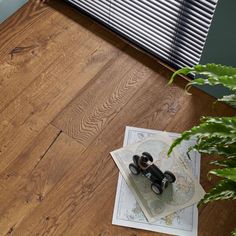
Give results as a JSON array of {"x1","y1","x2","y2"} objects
[
  {"x1": 0, "y1": 124, "x2": 61, "y2": 234},
  {"x1": 0, "y1": 1, "x2": 125, "y2": 173},
  {"x1": 0, "y1": 125, "x2": 87, "y2": 235},
  {"x1": 0, "y1": 39, "x2": 124, "y2": 172},
  {"x1": 12, "y1": 71, "x2": 236, "y2": 236},
  {"x1": 9, "y1": 131, "x2": 154, "y2": 236},
  {"x1": 0, "y1": 0, "x2": 94, "y2": 112},
  {"x1": 0, "y1": 1, "x2": 51, "y2": 58},
  {"x1": 52, "y1": 46, "x2": 159, "y2": 147},
  {"x1": 0, "y1": 0, "x2": 235, "y2": 236}
]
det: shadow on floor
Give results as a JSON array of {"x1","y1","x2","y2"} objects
[
  {"x1": 44, "y1": 0, "x2": 234, "y2": 112},
  {"x1": 45, "y1": 0, "x2": 177, "y2": 80}
]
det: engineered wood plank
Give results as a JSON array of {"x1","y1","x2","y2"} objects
[
  {"x1": 0, "y1": 125, "x2": 60, "y2": 192},
  {"x1": 0, "y1": 125, "x2": 86, "y2": 235},
  {"x1": 0, "y1": 1, "x2": 235, "y2": 236},
  {"x1": 53, "y1": 46, "x2": 235, "y2": 145},
  {"x1": 0, "y1": 124, "x2": 61, "y2": 234},
  {"x1": 10, "y1": 67, "x2": 233, "y2": 235},
  {"x1": 198, "y1": 201, "x2": 236, "y2": 236},
  {"x1": 0, "y1": 2, "x2": 125, "y2": 173},
  {"x1": 0, "y1": 1, "x2": 51, "y2": 58},
  {"x1": 4, "y1": 72, "x2": 233, "y2": 236},
  {"x1": 52, "y1": 47, "x2": 162, "y2": 146},
  {"x1": 0, "y1": 113, "x2": 46, "y2": 173},
  {"x1": 4, "y1": 62, "x2": 182, "y2": 235},
  {"x1": 0, "y1": 1, "x2": 93, "y2": 112},
  {"x1": 0, "y1": 1, "x2": 83, "y2": 58},
  {"x1": 8, "y1": 131, "x2": 152, "y2": 236}
]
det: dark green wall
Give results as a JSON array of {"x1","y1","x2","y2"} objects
[
  {"x1": 199, "y1": 0, "x2": 236, "y2": 98},
  {"x1": 200, "y1": 0, "x2": 236, "y2": 66}
]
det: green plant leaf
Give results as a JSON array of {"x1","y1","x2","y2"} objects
[
  {"x1": 210, "y1": 158, "x2": 236, "y2": 168},
  {"x1": 168, "y1": 117, "x2": 236, "y2": 156},
  {"x1": 193, "y1": 64, "x2": 236, "y2": 77},
  {"x1": 200, "y1": 116, "x2": 236, "y2": 130},
  {"x1": 192, "y1": 136, "x2": 236, "y2": 158},
  {"x1": 209, "y1": 168, "x2": 236, "y2": 182},
  {"x1": 199, "y1": 179, "x2": 236, "y2": 205},
  {"x1": 232, "y1": 228, "x2": 236, "y2": 236},
  {"x1": 218, "y1": 94, "x2": 236, "y2": 107},
  {"x1": 168, "y1": 67, "x2": 192, "y2": 85},
  {"x1": 168, "y1": 64, "x2": 236, "y2": 92},
  {"x1": 168, "y1": 63, "x2": 236, "y2": 235},
  {"x1": 187, "y1": 75, "x2": 236, "y2": 92}
]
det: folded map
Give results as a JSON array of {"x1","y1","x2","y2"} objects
[{"x1": 111, "y1": 131, "x2": 205, "y2": 223}]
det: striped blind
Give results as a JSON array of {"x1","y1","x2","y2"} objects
[{"x1": 66, "y1": 0, "x2": 218, "y2": 68}]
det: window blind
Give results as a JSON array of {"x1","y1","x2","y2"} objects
[{"x1": 66, "y1": 0, "x2": 218, "y2": 68}]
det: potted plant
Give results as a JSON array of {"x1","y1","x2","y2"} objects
[{"x1": 168, "y1": 64, "x2": 236, "y2": 235}]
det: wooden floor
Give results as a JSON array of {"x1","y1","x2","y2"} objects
[{"x1": 0, "y1": 1, "x2": 235, "y2": 235}]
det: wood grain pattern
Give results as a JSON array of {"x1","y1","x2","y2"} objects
[
  {"x1": 0, "y1": 0, "x2": 235, "y2": 235},
  {"x1": 52, "y1": 46, "x2": 159, "y2": 147},
  {"x1": 0, "y1": 124, "x2": 61, "y2": 234},
  {"x1": 0, "y1": 131, "x2": 85, "y2": 236},
  {"x1": 0, "y1": 0, "x2": 125, "y2": 173}
]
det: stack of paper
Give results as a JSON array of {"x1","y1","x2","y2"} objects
[{"x1": 111, "y1": 127, "x2": 205, "y2": 236}]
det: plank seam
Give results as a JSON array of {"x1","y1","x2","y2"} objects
[{"x1": 31, "y1": 129, "x2": 62, "y2": 171}]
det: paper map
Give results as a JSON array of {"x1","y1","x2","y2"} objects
[
  {"x1": 112, "y1": 126, "x2": 202, "y2": 236},
  {"x1": 111, "y1": 132, "x2": 205, "y2": 222}
]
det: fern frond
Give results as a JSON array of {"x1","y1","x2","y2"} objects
[
  {"x1": 210, "y1": 158, "x2": 236, "y2": 168},
  {"x1": 232, "y1": 228, "x2": 236, "y2": 236},
  {"x1": 218, "y1": 94, "x2": 236, "y2": 107},
  {"x1": 193, "y1": 137, "x2": 236, "y2": 158},
  {"x1": 168, "y1": 63, "x2": 236, "y2": 235},
  {"x1": 169, "y1": 64, "x2": 236, "y2": 92},
  {"x1": 168, "y1": 117, "x2": 236, "y2": 156},
  {"x1": 199, "y1": 179, "x2": 236, "y2": 205},
  {"x1": 209, "y1": 168, "x2": 236, "y2": 182}
]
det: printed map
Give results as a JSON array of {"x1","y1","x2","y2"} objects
[{"x1": 112, "y1": 127, "x2": 203, "y2": 236}]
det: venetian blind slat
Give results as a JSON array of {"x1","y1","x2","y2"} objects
[{"x1": 66, "y1": 0, "x2": 218, "y2": 68}]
